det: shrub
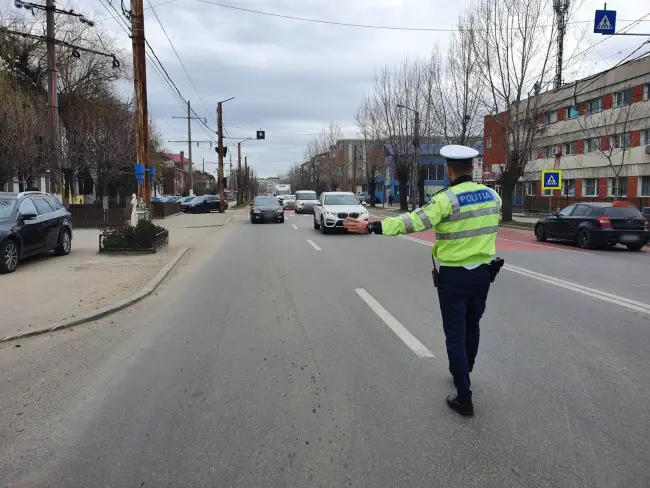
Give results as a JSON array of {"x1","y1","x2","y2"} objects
[{"x1": 100, "y1": 220, "x2": 168, "y2": 252}]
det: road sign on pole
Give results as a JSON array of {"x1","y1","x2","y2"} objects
[
  {"x1": 594, "y1": 9, "x2": 616, "y2": 34},
  {"x1": 542, "y1": 170, "x2": 562, "y2": 190}
]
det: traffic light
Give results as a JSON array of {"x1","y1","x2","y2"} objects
[{"x1": 256, "y1": 130, "x2": 265, "y2": 140}]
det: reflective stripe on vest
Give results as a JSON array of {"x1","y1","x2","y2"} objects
[
  {"x1": 415, "y1": 208, "x2": 433, "y2": 229},
  {"x1": 441, "y1": 205, "x2": 499, "y2": 223},
  {"x1": 436, "y1": 225, "x2": 499, "y2": 240},
  {"x1": 399, "y1": 213, "x2": 414, "y2": 233}
]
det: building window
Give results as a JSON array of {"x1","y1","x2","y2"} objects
[
  {"x1": 588, "y1": 98, "x2": 602, "y2": 113},
  {"x1": 486, "y1": 137, "x2": 492, "y2": 148},
  {"x1": 642, "y1": 129, "x2": 649, "y2": 145},
  {"x1": 608, "y1": 177, "x2": 627, "y2": 197},
  {"x1": 583, "y1": 178, "x2": 598, "y2": 197},
  {"x1": 544, "y1": 145, "x2": 555, "y2": 158},
  {"x1": 644, "y1": 84, "x2": 649, "y2": 101},
  {"x1": 525, "y1": 181, "x2": 537, "y2": 196},
  {"x1": 564, "y1": 141, "x2": 577, "y2": 155},
  {"x1": 547, "y1": 111, "x2": 558, "y2": 124},
  {"x1": 562, "y1": 179, "x2": 575, "y2": 196},
  {"x1": 424, "y1": 164, "x2": 445, "y2": 181},
  {"x1": 542, "y1": 188, "x2": 552, "y2": 197},
  {"x1": 564, "y1": 106, "x2": 579, "y2": 119},
  {"x1": 614, "y1": 89, "x2": 633, "y2": 107},
  {"x1": 640, "y1": 176, "x2": 650, "y2": 197},
  {"x1": 587, "y1": 138, "x2": 600, "y2": 153},
  {"x1": 612, "y1": 133, "x2": 630, "y2": 149}
]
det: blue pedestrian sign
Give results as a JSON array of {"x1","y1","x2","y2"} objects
[
  {"x1": 542, "y1": 170, "x2": 562, "y2": 191},
  {"x1": 594, "y1": 10, "x2": 616, "y2": 34}
]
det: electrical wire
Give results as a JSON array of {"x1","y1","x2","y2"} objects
[{"x1": 193, "y1": 0, "x2": 648, "y2": 33}]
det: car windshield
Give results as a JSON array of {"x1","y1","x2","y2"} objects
[
  {"x1": 284, "y1": 196, "x2": 295, "y2": 200},
  {"x1": 324, "y1": 195, "x2": 361, "y2": 205},
  {"x1": 603, "y1": 207, "x2": 642, "y2": 218},
  {"x1": 297, "y1": 192, "x2": 317, "y2": 200},
  {"x1": 0, "y1": 198, "x2": 16, "y2": 219},
  {"x1": 191, "y1": 197, "x2": 205, "y2": 202},
  {"x1": 254, "y1": 197, "x2": 279, "y2": 206}
]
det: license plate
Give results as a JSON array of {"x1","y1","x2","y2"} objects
[{"x1": 620, "y1": 234, "x2": 640, "y2": 243}]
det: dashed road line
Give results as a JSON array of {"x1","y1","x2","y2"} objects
[
  {"x1": 307, "y1": 239, "x2": 322, "y2": 251},
  {"x1": 292, "y1": 224, "x2": 299, "y2": 230},
  {"x1": 355, "y1": 288, "x2": 434, "y2": 358}
]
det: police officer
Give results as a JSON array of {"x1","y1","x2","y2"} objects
[{"x1": 344, "y1": 145, "x2": 502, "y2": 418}]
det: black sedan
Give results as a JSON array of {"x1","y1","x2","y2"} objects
[
  {"x1": 0, "y1": 191, "x2": 73, "y2": 273},
  {"x1": 184, "y1": 195, "x2": 228, "y2": 213},
  {"x1": 250, "y1": 196, "x2": 285, "y2": 224},
  {"x1": 535, "y1": 202, "x2": 649, "y2": 250}
]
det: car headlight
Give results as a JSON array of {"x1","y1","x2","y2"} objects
[{"x1": 361, "y1": 210, "x2": 369, "y2": 216}]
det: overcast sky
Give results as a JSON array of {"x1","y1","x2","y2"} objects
[{"x1": 6, "y1": 0, "x2": 646, "y2": 177}]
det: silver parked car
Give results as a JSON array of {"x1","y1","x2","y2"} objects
[{"x1": 295, "y1": 190, "x2": 318, "y2": 214}]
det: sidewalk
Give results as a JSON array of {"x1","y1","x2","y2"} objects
[{"x1": 0, "y1": 210, "x2": 233, "y2": 340}]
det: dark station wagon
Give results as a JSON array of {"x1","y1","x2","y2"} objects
[{"x1": 534, "y1": 202, "x2": 649, "y2": 251}]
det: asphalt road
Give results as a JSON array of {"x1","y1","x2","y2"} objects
[{"x1": 1, "y1": 209, "x2": 649, "y2": 487}]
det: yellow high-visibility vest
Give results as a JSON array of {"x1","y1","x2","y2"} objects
[{"x1": 381, "y1": 181, "x2": 501, "y2": 266}]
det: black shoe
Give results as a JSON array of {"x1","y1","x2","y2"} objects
[{"x1": 446, "y1": 394, "x2": 474, "y2": 417}]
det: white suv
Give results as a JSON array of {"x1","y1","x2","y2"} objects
[{"x1": 313, "y1": 191, "x2": 369, "y2": 234}]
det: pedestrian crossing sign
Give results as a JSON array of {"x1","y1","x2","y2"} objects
[
  {"x1": 594, "y1": 9, "x2": 616, "y2": 34},
  {"x1": 542, "y1": 170, "x2": 562, "y2": 190}
]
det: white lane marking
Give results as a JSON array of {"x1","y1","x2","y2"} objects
[
  {"x1": 355, "y1": 288, "x2": 434, "y2": 358},
  {"x1": 292, "y1": 224, "x2": 299, "y2": 230},
  {"x1": 398, "y1": 235, "x2": 650, "y2": 315},
  {"x1": 498, "y1": 237, "x2": 592, "y2": 255},
  {"x1": 504, "y1": 264, "x2": 650, "y2": 314},
  {"x1": 307, "y1": 239, "x2": 322, "y2": 251}
]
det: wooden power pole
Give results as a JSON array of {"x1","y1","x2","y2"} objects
[
  {"x1": 217, "y1": 101, "x2": 225, "y2": 212},
  {"x1": 130, "y1": 0, "x2": 151, "y2": 212}
]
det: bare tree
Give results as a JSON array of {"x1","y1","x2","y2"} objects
[
  {"x1": 470, "y1": 0, "x2": 572, "y2": 220},
  {"x1": 576, "y1": 84, "x2": 649, "y2": 198},
  {"x1": 354, "y1": 96, "x2": 386, "y2": 207},
  {"x1": 431, "y1": 15, "x2": 484, "y2": 146}
]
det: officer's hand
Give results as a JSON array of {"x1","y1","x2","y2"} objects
[{"x1": 344, "y1": 218, "x2": 368, "y2": 234}]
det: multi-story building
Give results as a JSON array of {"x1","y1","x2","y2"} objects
[{"x1": 483, "y1": 55, "x2": 650, "y2": 210}]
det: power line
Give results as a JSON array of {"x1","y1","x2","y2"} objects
[
  {"x1": 145, "y1": 0, "x2": 217, "y2": 136},
  {"x1": 193, "y1": 0, "x2": 648, "y2": 33}
]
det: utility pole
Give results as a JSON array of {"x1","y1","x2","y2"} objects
[
  {"x1": 202, "y1": 157, "x2": 205, "y2": 173},
  {"x1": 412, "y1": 110, "x2": 420, "y2": 210},
  {"x1": 172, "y1": 101, "x2": 208, "y2": 197},
  {"x1": 130, "y1": 0, "x2": 151, "y2": 211},
  {"x1": 244, "y1": 156, "x2": 248, "y2": 201},
  {"x1": 352, "y1": 144, "x2": 358, "y2": 193},
  {"x1": 553, "y1": 0, "x2": 570, "y2": 89},
  {"x1": 229, "y1": 153, "x2": 233, "y2": 190},
  {"x1": 45, "y1": 0, "x2": 60, "y2": 196},
  {"x1": 237, "y1": 142, "x2": 242, "y2": 205},
  {"x1": 217, "y1": 102, "x2": 225, "y2": 212}
]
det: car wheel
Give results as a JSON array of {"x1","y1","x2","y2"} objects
[
  {"x1": 534, "y1": 224, "x2": 547, "y2": 242},
  {"x1": 577, "y1": 229, "x2": 593, "y2": 249},
  {"x1": 626, "y1": 242, "x2": 645, "y2": 251},
  {"x1": 320, "y1": 217, "x2": 329, "y2": 234},
  {"x1": 0, "y1": 239, "x2": 19, "y2": 274},
  {"x1": 279, "y1": 216, "x2": 285, "y2": 223},
  {"x1": 54, "y1": 228, "x2": 72, "y2": 256},
  {"x1": 313, "y1": 216, "x2": 320, "y2": 229}
]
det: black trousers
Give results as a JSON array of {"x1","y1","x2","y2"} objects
[{"x1": 437, "y1": 265, "x2": 491, "y2": 402}]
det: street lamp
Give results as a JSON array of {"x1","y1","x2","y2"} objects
[{"x1": 397, "y1": 104, "x2": 420, "y2": 210}]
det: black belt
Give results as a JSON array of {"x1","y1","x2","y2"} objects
[{"x1": 432, "y1": 257, "x2": 505, "y2": 288}]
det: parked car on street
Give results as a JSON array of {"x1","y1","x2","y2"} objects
[
  {"x1": 534, "y1": 202, "x2": 649, "y2": 250},
  {"x1": 282, "y1": 195, "x2": 296, "y2": 210},
  {"x1": 184, "y1": 195, "x2": 227, "y2": 213},
  {"x1": 313, "y1": 191, "x2": 369, "y2": 234},
  {"x1": 0, "y1": 191, "x2": 73, "y2": 274},
  {"x1": 178, "y1": 196, "x2": 195, "y2": 211},
  {"x1": 250, "y1": 196, "x2": 285, "y2": 223},
  {"x1": 295, "y1": 190, "x2": 318, "y2": 214}
]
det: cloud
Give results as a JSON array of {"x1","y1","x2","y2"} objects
[{"x1": 80, "y1": 0, "x2": 645, "y2": 178}]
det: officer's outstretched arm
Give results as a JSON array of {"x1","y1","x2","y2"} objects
[{"x1": 380, "y1": 198, "x2": 449, "y2": 236}]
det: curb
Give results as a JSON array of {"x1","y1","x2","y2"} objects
[{"x1": 0, "y1": 247, "x2": 190, "y2": 344}]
